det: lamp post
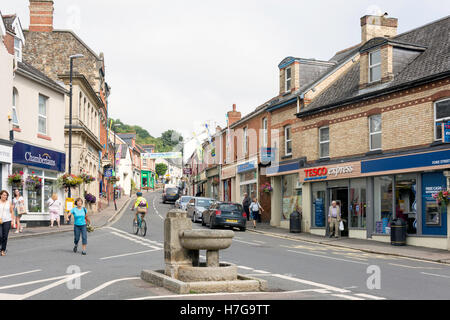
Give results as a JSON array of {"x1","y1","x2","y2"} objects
[
  {"x1": 112, "y1": 123, "x2": 119, "y2": 210},
  {"x1": 68, "y1": 54, "x2": 84, "y2": 199}
]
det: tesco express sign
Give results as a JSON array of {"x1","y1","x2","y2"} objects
[{"x1": 304, "y1": 165, "x2": 354, "y2": 181}]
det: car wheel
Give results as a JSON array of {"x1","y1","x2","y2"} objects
[
  {"x1": 239, "y1": 227, "x2": 246, "y2": 232},
  {"x1": 193, "y1": 213, "x2": 197, "y2": 223}
]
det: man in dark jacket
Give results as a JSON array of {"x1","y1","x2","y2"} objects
[{"x1": 242, "y1": 193, "x2": 251, "y2": 221}]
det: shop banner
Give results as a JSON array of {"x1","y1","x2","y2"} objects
[
  {"x1": 104, "y1": 168, "x2": 113, "y2": 178},
  {"x1": 13, "y1": 142, "x2": 65, "y2": 172},
  {"x1": 299, "y1": 161, "x2": 361, "y2": 182},
  {"x1": 237, "y1": 161, "x2": 257, "y2": 174},
  {"x1": 142, "y1": 152, "x2": 182, "y2": 159}
]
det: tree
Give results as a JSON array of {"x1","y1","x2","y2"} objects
[{"x1": 156, "y1": 163, "x2": 168, "y2": 177}]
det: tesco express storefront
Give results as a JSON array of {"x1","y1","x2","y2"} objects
[{"x1": 301, "y1": 148, "x2": 450, "y2": 250}]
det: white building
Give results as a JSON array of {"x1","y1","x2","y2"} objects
[
  {"x1": 110, "y1": 132, "x2": 133, "y2": 196},
  {"x1": 156, "y1": 158, "x2": 183, "y2": 186}
]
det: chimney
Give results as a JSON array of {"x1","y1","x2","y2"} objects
[
  {"x1": 227, "y1": 104, "x2": 241, "y2": 127},
  {"x1": 29, "y1": 0, "x2": 54, "y2": 32},
  {"x1": 360, "y1": 13, "x2": 398, "y2": 43}
]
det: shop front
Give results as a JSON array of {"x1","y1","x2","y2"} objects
[
  {"x1": 0, "y1": 141, "x2": 13, "y2": 191},
  {"x1": 301, "y1": 148, "x2": 450, "y2": 249},
  {"x1": 141, "y1": 170, "x2": 155, "y2": 190},
  {"x1": 12, "y1": 141, "x2": 66, "y2": 226},
  {"x1": 221, "y1": 165, "x2": 236, "y2": 202},
  {"x1": 206, "y1": 166, "x2": 220, "y2": 200},
  {"x1": 237, "y1": 160, "x2": 258, "y2": 203}
]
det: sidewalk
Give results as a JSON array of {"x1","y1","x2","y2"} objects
[
  {"x1": 246, "y1": 221, "x2": 450, "y2": 265},
  {"x1": 10, "y1": 196, "x2": 132, "y2": 240}
]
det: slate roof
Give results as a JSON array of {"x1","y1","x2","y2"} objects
[
  {"x1": 17, "y1": 61, "x2": 68, "y2": 94},
  {"x1": 298, "y1": 15, "x2": 450, "y2": 116},
  {"x1": 2, "y1": 14, "x2": 16, "y2": 33}
]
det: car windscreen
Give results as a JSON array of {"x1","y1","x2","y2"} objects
[
  {"x1": 219, "y1": 204, "x2": 243, "y2": 212},
  {"x1": 197, "y1": 199, "x2": 213, "y2": 207},
  {"x1": 181, "y1": 197, "x2": 192, "y2": 203},
  {"x1": 166, "y1": 188, "x2": 178, "y2": 194}
]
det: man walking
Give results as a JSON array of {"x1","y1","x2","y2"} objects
[
  {"x1": 242, "y1": 193, "x2": 251, "y2": 221},
  {"x1": 328, "y1": 201, "x2": 341, "y2": 238}
]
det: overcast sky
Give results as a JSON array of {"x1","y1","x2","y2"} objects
[{"x1": 2, "y1": 0, "x2": 450, "y2": 158}]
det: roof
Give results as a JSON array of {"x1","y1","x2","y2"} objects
[
  {"x1": 298, "y1": 15, "x2": 450, "y2": 116},
  {"x1": 117, "y1": 133, "x2": 136, "y2": 140},
  {"x1": 2, "y1": 14, "x2": 15, "y2": 33},
  {"x1": 16, "y1": 61, "x2": 68, "y2": 95}
]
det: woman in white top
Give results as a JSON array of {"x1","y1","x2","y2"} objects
[
  {"x1": 47, "y1": 193, "x2": 62, "y2": 228},
  {"x1": 12, "y1": 189, "x2": 25, "y2": 233},
  {"x1": 249, "y1": 197, "x2": 264, "y2": 229},
  {"x1": 0, "y1": 190, "x2": 14, "y2": 256}
]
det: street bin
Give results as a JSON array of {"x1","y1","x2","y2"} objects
[
  {"x1": 390, "y1": 218, "x2": 407, "y2": 246},
  {"x1": 290, "y1": 211, "x2": 301, "y2": 233}
]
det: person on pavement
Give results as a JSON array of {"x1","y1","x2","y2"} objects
[
  {"x1": 0, "y1": 190, "x2": 14, "y2": 256},
  {"x1": 132, "y1": 192, "x2": 148, "y2": 222},
  {"x1": 69, "y1": 198, "x2": 91, "y2": 255},
  {"x1": 249, "y1": 197, "x2": 264, "y2": 229},
  {"x1": 328, "y1": 200, "x2": 341, "y2": 238},
  {"x1": 48, "y1": 193, "x2": 62, "y2": 228},
  {"x1": 242, "y1": 193, "x2": 251, "y2": 221},
  {"x1": 12, "y1": 189, "x2": 25, "y2": 233}
]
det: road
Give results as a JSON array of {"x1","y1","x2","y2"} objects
[{"x1": 1, "y1": 190, "x2": 450, "y2": 300}]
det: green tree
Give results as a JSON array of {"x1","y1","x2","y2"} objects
[{"x1": 156, "y1": 163, "x2": 168, "y2": 177}]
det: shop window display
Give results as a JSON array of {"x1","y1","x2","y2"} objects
[
  {"x1": 349, "y1": 178, "x2": 367, "y2": 228},
  {"x1": 281, "y1": 174, "x2": 301, "y2": 220},
  {"x1": 395, "y1": 173, "x2": 417, "y2": 234},
  {"x1": 374, "y1": 176, "x2": 393, "y2": 234}
]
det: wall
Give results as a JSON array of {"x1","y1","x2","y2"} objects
[{"x1": 0, "y1": 39, "x2": 13, "y2": 141}]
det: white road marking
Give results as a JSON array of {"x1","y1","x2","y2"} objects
[
  {"x1": 252, "y1": 240, "x2": 266, "y2": 244},
  {"x1": 100, "y1": 249, "x2": 161, "y2": 260},
  {"x1": 110, "y1": 232, "x2": 161, "y2": 249},
  {"x1": 332, "y1": 294, "x2": 365, "y2": 300},
  {"x1": 233, "y1": 239, "x2": 262, "y2": 246},
  {"x1": 271, "y1": 274, "x2": 351, "y2": 293},
  {"x1": 74, "y1": 277, "x2": 140, "y2": 300},
  {"x1": 237, "y1": 266, "x2": 255, "y2": 270},
  {"x1": 0, "y1": 269, "x2": 42, "y2": 280},
  {"x1": 253, "y1": 270, "x2": 271, "y2": 274},
  {"x1": 421, "y1": 272, "x2": 450, "y2": 279},
  {"x1": 0, "y1": 293, "x2": 22, "y2": 300},
  {"x1": 106, "y1": 227, "x2": 163, "y2": 247},
  {"x1": 0, "y1": 275, "x2": 70, "y2": 290},
  {"x1": 354, "y1": 293, "x2": 386, "y2": 300},
  {"x1": 287, "y1": 250, "x2": 369, "y2": 265},
  {"x1": 389, "y1": 263, "x2": 441, "y2": 270}
]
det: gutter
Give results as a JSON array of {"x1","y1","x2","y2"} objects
[{"x1": 15, "y1": 68, "x2": 69, "y2": 95}]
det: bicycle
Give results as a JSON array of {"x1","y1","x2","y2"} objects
[{"x1": 132, "y1": 211, "x2": 147, "y2": 237}]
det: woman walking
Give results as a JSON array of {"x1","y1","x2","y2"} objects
[
  {"x1": 68, "y1": 198, "x2": 91, "y2": 255},
  {"x1": 0, "y1": 190, "x2": 14, "y2": 256},
  {"x1": 12, "y1": 189, "x2": 25, "y2": 233},
  {"x1": 48, "y1": 193, "x2": 62, "y2": 228},
  {"x1": 249, "y1": 197, "x2": 264, "y2": 229}
]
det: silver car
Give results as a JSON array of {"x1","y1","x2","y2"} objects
[
  {"x1": 186, "y1": 197, "x2": 215, "y2": 223},
  {"x1": 176, "y1": 196, "x2": 193, "y2": 210}
]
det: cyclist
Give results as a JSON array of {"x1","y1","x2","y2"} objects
[{"x1": 132, "y1": 192, "x2": 148, "y2": 222}]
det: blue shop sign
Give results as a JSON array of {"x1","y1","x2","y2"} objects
[
  {"x1": 104, "y1": 168, "x2": 113, "y2": 178},
  {"x1": 444, "y1": 122, "x2": 450, "y2": 143},
  {"x1": 13, "y1": 142, "x2": 65, "y2": 172},
  {"x1": 237, "y1": 161, "x2": 256, "y2": 174},
  {"x1": 361, "y1": 149, "x2": 450, "y2": 173}
]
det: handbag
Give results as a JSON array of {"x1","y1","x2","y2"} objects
[
  {"x1": 339, "y1": 221, "x2": 345, "y2": 231},
  {"x1": 18, "y1": 202, "x2": 27, "y2": 215}
]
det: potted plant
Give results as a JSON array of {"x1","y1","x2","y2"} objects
[
  {"x1": 84, "y1": 193, "x2": 97, "y2": 205},
  {"x1": 212, "y1": 176, "x2": 220, "y2": 185},
  {"x1": 80, "y1": 173, "x2": 96, "y2": 184},
  {"x1": 432, "y1": 190, "x2": 449, "y2": 209},
  {"x1": 25, "y1": 173, "x2": 42, "y2": 191},
  {"x1": 8, "y1": 171, "x2": 24, "y2": 188},
  {"x1": 261, "y1": 182, "x2": 273, "y2": 193}
]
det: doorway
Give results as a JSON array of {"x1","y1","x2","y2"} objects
[{"x1": 329, "y1": 187, "x2": 349, "y2": 237}]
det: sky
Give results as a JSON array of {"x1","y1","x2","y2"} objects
[{"x1": 2, "y1": 0, "x2": 450, "y2": 160}]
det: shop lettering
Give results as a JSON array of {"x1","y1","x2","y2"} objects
[
  {"x1": 24, "y1": 152, "x2": 56, "y2": 167},
  {"x1": 328, "y1": 165, "x2": 354, "y2": 177},
  {"x1": 304, "y1": 167, "x2": 328, "y2": 178}
]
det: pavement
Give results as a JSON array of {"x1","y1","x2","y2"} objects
[
  {"x1": 246, "y1": 221, "x2": 450, "y2": 265},
  {"x1": 9, "y1": 195, "x2": 133, "y2": 239}
]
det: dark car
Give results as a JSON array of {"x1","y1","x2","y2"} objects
[
  {"x1": 202, "y1": 202, "x2": 247, "y2": 231},
  {"x1": 162, "y1": 187, "x2": 180, "y2": 204}
]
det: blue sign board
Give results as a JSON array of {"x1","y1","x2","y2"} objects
[
  {"x1": 314, "y1": 198, "x2": 325, "y2": 227},
  {"x1": 13, "y1": 142, "x2": 65, "y2": 172},
  {"x1": 444, "y1": 122, "x2": 450, "y2": 143},
  {"x1": 261, "y1": 147, "x2": 276, "y2": 163},
  {"x1": 237, "y1": 161, "x2": 256, "y2": 174},
  {"x1": 266, "y1": 160, "x2": 302, "y2": 175},
  {"x1": 361, "y1": 149, "x2": 450, "y2": 174},
  {"x1": 422, "y1": 172, "x2": 447, "y2": 236},
  {"x1": 104, "y1": 168, "x2": 113, "y2": 178}
]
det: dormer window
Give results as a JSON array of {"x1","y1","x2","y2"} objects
[
  {"x1": 14, "y1": 37, "x2": 22, "y2": 62},
  {"x1": 285, "y1": 67, "x2": 292, "y2": 92},
  {"x1": 369, "y1": 50, "x2": 381, "y2": 83}
]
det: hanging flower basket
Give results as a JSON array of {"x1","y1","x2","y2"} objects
[
  {"x1": 432, "y1": 190, "x2": 449, "y2": 209},
  {"x1": 84, "y1": 193, "x2": 97, "y2": 204},
  {"x1": 80, "y1": 173, "x2": 96, "y2": 184},
  {"x1": 25, "y1": 174, "x2": 42, "y2": 191},
  {"x1": 57, "y1": 174, "x2": 83, "y2": 189},
  {"x1": 261, "y1": 182, "x2": 273, "y2": 193},
  {"x1": 8, "y1": 171, "x2": 24, "y2": 188}
]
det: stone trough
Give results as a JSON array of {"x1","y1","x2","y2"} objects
[{"x1": 141, "y1": 209, "x2": 267, "y2": 294}]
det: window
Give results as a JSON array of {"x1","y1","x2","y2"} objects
[
  {"x1": 12, "y1": 88, "x2": 19, "y2": 125},
  {"x1": 369, "y1": 50, "x2": 381, "y2": 83},
  {"x1": 369, "y1": 114, "x2": 382, "y2": 150},
  {"x1": 434, "y1": 98, "x2": 450, "y2": 141},
  {"x1": 14, "y1": 37, "x2": 22, "y2": 62},
  {"x1": 38, "y1": 94, "x2": 48, "y2": 135},
  {"x1": 349, "y1": 179, "x2": 367, "y2": 228},
  {"x1": 284, "y1": 125, "x2": 292, "y2": 156},
  {"x1": 319, "y1": 127, "x2": 329, "y2": 158},
  {"x1": 374, "y1": 176, "x2": 393, "y2": 234},
  {"x1": 285, "y1": 67, "x2": 292, "y2": 92},
  {"x1": 243, "y1": 127, "x2": 248, "y2": 156},
  {"x1": 262, "y1": 117, "x2": 268, "y2": 147}
]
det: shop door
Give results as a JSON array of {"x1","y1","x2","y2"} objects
[{"x1": 328, "y1": 187, "x2": 349, "y2": 237}]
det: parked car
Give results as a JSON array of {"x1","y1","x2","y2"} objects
[
  {"x1": 186, "y1": 197, "x2": 215, "y2": 223},
  {"x1": 202, "y1": 202, "x2": 247, "y2": 231},
  {"x1": 162, "y1": 187, "x2": 180, "y2": 204},
  {"x1": 175, "y1": 196, "x2": 193, "y2": 210}
]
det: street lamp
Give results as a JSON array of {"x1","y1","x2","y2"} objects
[
  {"x1": 112, "y1": 123, "x2": 119, "y2": 210},
  {"x1": 68, "y1": 54, "x2": 84, "y2": 199}
]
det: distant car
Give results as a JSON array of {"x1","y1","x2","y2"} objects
[
  {"x1": 162, "y1": 187, "x2": 180, "y2": 204},
  {"x1": 202, "y1": 202, "x2": 247, "y2": 231},
  {"x1": 175, "y1": 196, "x2": 193, "y2": 210},
  {"x1": 186, "y1": 197, "x2": 215, "y2": 223}
]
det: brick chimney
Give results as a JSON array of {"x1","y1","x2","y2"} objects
[
  {"x1": 29, "y1": 0, "x2": 54, "y2": 32},
  {"x1": 361, "y1": 14, "x2": 398, "y2": 44},
  {"x1": 227, "y1": 104, "x2": 241, "y2": 127}
]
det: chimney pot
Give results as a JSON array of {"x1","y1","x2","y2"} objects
[{"x1": 29, "y1": 0, "x2": 54, "y2": 32}]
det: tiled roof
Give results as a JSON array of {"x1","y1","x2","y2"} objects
[
  {"x1": 17, "y1": 61, "x2": 68, "y2": 94},
  {"x1": 2, "y1": 14, "x2": 16, "y2": 33},
  {"x1": 299, "y1": 15, "x2": 450, "y2": 115}
]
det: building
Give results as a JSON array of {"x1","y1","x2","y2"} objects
[
  {"x1": 111, "y1": 132, "x2": 133, "y2": 196},
  {"x1": 117, "y1": 133, "x2": 141, "y2": 192},
  {"x1": 140, "y1": 144, "x2": 156, "y2": 190},
  {"x1": 21, "y1": 0, "x2": 109, "y2": 212}
]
